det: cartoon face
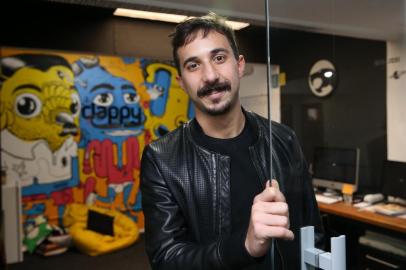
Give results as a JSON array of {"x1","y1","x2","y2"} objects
[
  {"x1": 0, "y1": 56, "x2": 80, "y2": 152},
  {"x1": 74, "y1": 58, "x2": 146, "y2": 144},
  {"x1": 146, "y1": 69, "x2": 171, "y2": 117},
  {"x1": 143, "y1": 62, "x2": 194, "y2": 139}
]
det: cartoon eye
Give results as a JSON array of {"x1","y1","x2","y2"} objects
[
  {"x1": 93, "y1": 93, "x2": 113, "y2": 106},
  {"x1": 70, "y1": 93, "x2": 81, "y2": 116},
  {"x1": 14, "y1": 93, "x2": 42, "y2": 118},
  {"x1": 123, "y1": 93, "x2": 140, "y2": 104},
  {"x1": 153, "y1": 85, "x2": 164, "y2": 94},
  {"x1": 57, "y1": 70, "x2": 65, "y2": 80}
]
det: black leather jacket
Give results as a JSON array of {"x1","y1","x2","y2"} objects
[{"x1": 141, "y1": 111, "x2": 322, "y2": 270}]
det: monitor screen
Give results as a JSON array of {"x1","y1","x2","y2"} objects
[
  {"x1": 312, "y1": 147, "x2": 360, "y2": 192},
  {"x1": 382, "y1": 160, "x2": 406, "y2": 199}
]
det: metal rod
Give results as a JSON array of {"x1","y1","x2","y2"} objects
[
  {"x1": 265, "y1": 0, "x2": 272, "y2": 181},
  {"x1": 265, "y1": 0, "x2": 275, "y2": 269}
]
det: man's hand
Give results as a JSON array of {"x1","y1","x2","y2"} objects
[{"x1": 245, "y1": 179, "x2": 294, "y2": 258}]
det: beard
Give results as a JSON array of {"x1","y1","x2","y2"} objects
[{"x1": 194, "y1": 79, "x2": 238, "y2": 116}]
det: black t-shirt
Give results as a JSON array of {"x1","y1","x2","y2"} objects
[
  {"x1": 191, "y1": 119, "x2": 263, "y2": 234},
  {"x1": 191, "y1": 118, "x2": 280, "y2": 269}
]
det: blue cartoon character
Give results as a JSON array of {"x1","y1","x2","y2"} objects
[{"x1": 73, "y1": 57, "x2": 145, "y2": 215}]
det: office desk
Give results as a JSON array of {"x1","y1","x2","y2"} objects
[
  {"x1": 318, "y1": 202, "x2": 406, "y2": 234},
  {"x1": 318, "y1": 202, "x2": 406, "y2": 269}
]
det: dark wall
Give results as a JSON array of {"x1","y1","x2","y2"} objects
[
  {"x1": 1, "y1": 1, "x2": 174, "y2": 60},
  {"x1": 240, "y1": 27, "x2": 387, "y2": 192},
  {"x1": 2, "y1": 1, "x2": 387, "y2": 192},
  {"x1": 1, "y1": 1, "x2": 269, "y2": 62}
]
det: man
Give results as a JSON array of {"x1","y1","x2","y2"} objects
[{"x1": 141, "y1": 13, "x2": 322, "y2": 270}]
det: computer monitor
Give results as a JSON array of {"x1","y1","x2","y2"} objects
[
  {"x1": 382, "y1": 160, "x2": 406, "y2": 200},
  {"x1": 312, "y1": 147, "x2": 360, "y2": 193}
]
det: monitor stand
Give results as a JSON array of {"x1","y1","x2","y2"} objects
[{"x1": 323, "y1": 188, "x2": 340, "y2": 197}]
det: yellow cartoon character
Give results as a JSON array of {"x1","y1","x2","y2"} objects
[
  {"x1": 0, "y1": 54, "x2": 80, "y2": 196},
  {"x1": 1, "y1": 54, "x2": 80, "y2": 151},
  {"x1": 144, "y1": 63, "x2": 193, "y2": 140}
]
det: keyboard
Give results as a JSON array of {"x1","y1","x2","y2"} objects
[{"x1": 315, "y1": 194, "x2": 342, "y2": 204}]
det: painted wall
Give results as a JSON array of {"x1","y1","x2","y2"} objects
[{"x1": 0, "y1": 47, "x2": 194, "y2": 231}]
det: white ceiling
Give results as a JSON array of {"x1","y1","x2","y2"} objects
[{"x1": 105, "y1": 0, "x2": 405, "y2": 41}]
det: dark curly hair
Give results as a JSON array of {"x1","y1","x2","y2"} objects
[{"x1": 169, "y1": 12, "x2": 239, "y2": 75}]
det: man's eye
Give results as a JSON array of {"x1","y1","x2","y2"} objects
[
  {"x1": 214, "y1": 55, "x2": 226, "y2": 63},
  {"x1": 186, "y1": 63, "x2": 199, "y2": 71}
]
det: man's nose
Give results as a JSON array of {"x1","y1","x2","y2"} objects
[{"x1": 202, "y1": 63, "x2": 219, "y2": 83}]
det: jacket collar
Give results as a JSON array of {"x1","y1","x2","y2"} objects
[{"x1": 185, "y1": 107, "x2": 263, "y2": 148}]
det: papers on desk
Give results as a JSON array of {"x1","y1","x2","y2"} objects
[
  {"x1": 353, "y1": 201, "x2": 372, "y2": 208},
  {"x1": 374, "y1": 203, "x2": 406, "y2": 216},
  {"x1": 398, "y1": 213, "x2": 406, "y2": 220},
  {"x1": 315, "y1": 194, "x2": 342, "y2": 204},
  {"x1": 357, "y1": 202, "x2": 406, "y2": 217}
]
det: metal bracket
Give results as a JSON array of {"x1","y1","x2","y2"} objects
[{"x1": 301, "y1": 226, "x2": 346, "y2": 270}]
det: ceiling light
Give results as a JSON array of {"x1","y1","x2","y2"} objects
[
  {"x1": 114, "y1": 9, "x2": 188, "y2": 24},
  {"x1": 225, "y1": 21, "x2": 250, "y2": 31},
  {"x1": 114, "y1": 8, "x2": 249, "y2": 30}
]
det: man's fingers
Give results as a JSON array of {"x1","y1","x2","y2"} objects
[
  {"x1": 271, "y1": 179, "x2": 279, "y2": 190},
  {"x1": 273, "y1": 189, "x2": 286, "y2": 202},
  {"x1": 270, "y1": 179, "x2": 286, "y2": 202},
  {"x1": 258, "y1": 226, "x2": 295, "y2": 241},
  {"x1": 255, "y1": 184, "x2": 276, "y2": 202},
  {"x1": 253, "y1": 213, "x2": 290, "y2": 228},
  {"x1": 270, "y1": 227, "x2": 294, "y2": 240},
  {"x1": 255, "y1": 180, "x2": 286, "y2": 203},
  {"x1": 282, "y1": 228, "x2": 295, "y2": 240},
  {"x1": 253, "y1": 201, "x2": 289, "y2": 215},
  {"x1": 266, "y1": 180, "x2": 271, "y2": 188}
]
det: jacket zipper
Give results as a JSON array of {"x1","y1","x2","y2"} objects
[
  {"x1": 212, "y1": 153, "x2": 220, "y2": 236},
  {"x1": 249, "y1": 146, "x2": 267, "y2": 188}
]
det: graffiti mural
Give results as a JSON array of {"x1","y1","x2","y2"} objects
[
  {"x1": 74, "y1": 56, "x2": 147, "y2": 225},
  {"x1": 0, "y1": 54, "x2": 80, "y2": 226},
  {"x1": 0, "y1": 47, "x2": 194, "y2": 231},
  {"x1": 144, "y1": 62, "x2": 195, "y2": 139}
]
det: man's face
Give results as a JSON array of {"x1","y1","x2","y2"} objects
[{"x1": 176, "y1": 30, "x2": 245, "y2": 116}]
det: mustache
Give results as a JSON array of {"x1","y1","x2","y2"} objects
[{"x1": 197, "y1": 81, "x2": 231, "y2": 98}]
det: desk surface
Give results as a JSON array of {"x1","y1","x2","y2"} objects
[{"x1": 318, "y1": 202, "x2": 406, "y2": 234}]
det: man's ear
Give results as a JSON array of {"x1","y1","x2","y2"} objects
[
  {"x1": 176, "y1": 75, "x2": 185, "y2": 91},
  {"x1": 237, "y1": 55, "x2": 246, "y2": 78}
]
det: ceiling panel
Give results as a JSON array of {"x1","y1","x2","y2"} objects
[{"x1": 49, "y1": 0, "x2": 406, "y2": 41}]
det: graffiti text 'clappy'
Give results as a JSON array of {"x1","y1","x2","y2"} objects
[{"x1": 81, "y1": 103, "x2": 145, "y2": 125}]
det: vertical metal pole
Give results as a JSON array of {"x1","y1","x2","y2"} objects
[
  {"x1": 265, "y1": 0, "x2": 272, "y2": 174},
  {"x1": 265, "y1": 0, "x2": 275, "y2": 269}
]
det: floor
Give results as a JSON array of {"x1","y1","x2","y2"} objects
[{"x1": 6, "y1": 234, "x2": 151, "y2": 270}]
